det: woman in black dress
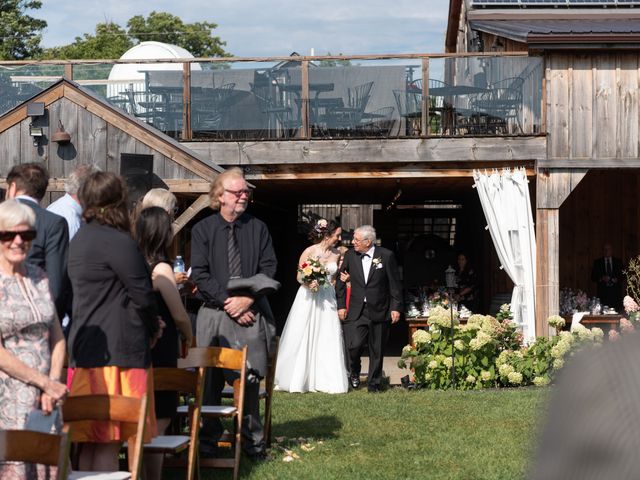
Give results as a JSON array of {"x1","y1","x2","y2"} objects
[{"x1": 134, "y1": 206, "x2": 193, "y2": 480}]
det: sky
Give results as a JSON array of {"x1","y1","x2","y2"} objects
[{"x1": 35, "y1": 0, "x2": 451, "y2": 58}]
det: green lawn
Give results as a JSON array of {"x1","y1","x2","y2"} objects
[{"x1": 165, "y1": 387, "x2": 548, "y2": 480}]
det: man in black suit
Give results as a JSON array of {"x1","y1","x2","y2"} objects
[
  {"x1": 6, "y1": 163, "x2": 69, "y2": 319},
  {"x1": 591, "y1": 243, "x2": 623, "y2": 310},
  {"x1": 336, "y1": 225, "x2": 402, "y2": 392}
]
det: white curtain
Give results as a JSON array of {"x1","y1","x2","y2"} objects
[{"x1": 473, "y1": 168, "x2": 536, "y2": 341}]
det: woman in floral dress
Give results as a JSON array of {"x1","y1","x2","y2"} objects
[{"x1": 0, "y1": 199, "x2": 68, "y2": 479}]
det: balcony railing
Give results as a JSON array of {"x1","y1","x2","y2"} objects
[{"x1": 0, "y1": 53, "x2": 543, "y2": 141}]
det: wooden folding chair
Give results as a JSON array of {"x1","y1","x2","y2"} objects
[
  {"x1": 62, "y1": 394, "x2": 149, "y2": 480},
  {"x1": 144, "y1": 367, "x2": 203, "y2": 480},
  {"x1": 177, "y1": 346, "x2": 248, "y2": 480},
  {"x1": 221, "y1": 336, "x2": 279, "y2": 447},
  {"x1": 0, "y1": 428, "x2": 71, "y2": 480}
]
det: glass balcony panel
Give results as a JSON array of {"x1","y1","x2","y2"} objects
[{"x1": 0, "y1": 65, "x2": 64, "y2": 116}]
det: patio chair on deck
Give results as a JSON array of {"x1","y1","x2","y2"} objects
[
  {"x1": 326, "y1": 81, "x2": 374, "y2": 135},
  {"x1": 473, "y1": 77, "x2": 524, "y2": 134},
  {"x1": 251, "y1": 73, "x2": 296, "y2": 138},
  {"x1": 393, "y1": 89, "x2": 421, "y2": 136},
  {"x1": 192, "y1": 83, "x2": 236, "y2": 135}
]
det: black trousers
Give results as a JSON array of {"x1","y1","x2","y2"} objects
[{"x1": 342, "y1": 304, "x2": 389, "y2": 389}]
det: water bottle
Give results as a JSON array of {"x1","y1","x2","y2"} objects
[{"x1": 173, "y1": 256, "x2": 185, "y2": 274}]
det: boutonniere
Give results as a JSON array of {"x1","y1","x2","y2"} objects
[{"x1": 372, "y1": 257, "x2": 383, "y2": 269}]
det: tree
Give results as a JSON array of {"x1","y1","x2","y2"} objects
[
  {"x1": 40, "y1": 22, "x2": 132, "y2": 60},
  {"x1": 318, "y1": 52, "x2": 352, "y2": 68},
  {"x1": 0, "y1": 0, "x2": 47, "y2": 59},
  {"x1": 127, "y1": 11, "x2": 229, "y2": 58}
]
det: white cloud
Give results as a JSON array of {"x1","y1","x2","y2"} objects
[{"x1": 37, "y1": 0, "x2": 449, "y2": 56}]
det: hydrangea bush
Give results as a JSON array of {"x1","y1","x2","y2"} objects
[{"x1": 399, "y1": 305, "x2": 605, "y2": 390}]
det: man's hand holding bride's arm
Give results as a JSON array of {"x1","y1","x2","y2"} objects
[{"x1": 338, "y1": 309, "x2": 347, "y2": 321}]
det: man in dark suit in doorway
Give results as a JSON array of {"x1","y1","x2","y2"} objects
[
  {"x1": 336, "y1": 225, "x2": 402, "y2": 392},
  {"x1": 6, "y1": 163, "x2": 69, "y2": 319},
  {"x1": 591, "y1": 243, "x2": 623, "y2": 310}
]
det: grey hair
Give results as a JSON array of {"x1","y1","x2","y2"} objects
[
  {"x1": 65, "y1": 164, "x2": 99, "y2": 195},
  {"x1": 141, "y1": 188, "x2": 177, "y2": 216},
  {"x1": 0, "y1": 199, "x2": 36, "y2": 230},
  {"x1": 355, "y1": 225, "x2": 376, "y2": 243}
]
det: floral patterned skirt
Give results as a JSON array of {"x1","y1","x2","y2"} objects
[{"x1": 67, "y1": 366, "x2": 157, "y2": 443}]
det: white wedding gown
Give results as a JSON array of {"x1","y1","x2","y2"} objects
[{"x1": 274, "y1": 262, "x2": 349, "y2": 394}]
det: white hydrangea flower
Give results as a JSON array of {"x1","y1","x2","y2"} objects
[
  {"x1": 499, "y1": 363, "x2": 514, "y2": 377},
  {"x1": 559, "y1": 331, "x2": 574, "y2": 344},
  {"x1": 553, "y1": 358, "x2": 565, "y2": 370},
  {"x1": 469, "y1": 331, "x2": 492, "y2": 350},
  {"x1": 402, "y1": 345, "x2": 413, "y2": 355},
  {"x1": 551, "y1": 339, "x2": 571, "y2": 359},
  {"x1": 480, "y1": 370, "x2": 491, "y2": 382},
  {"x1": 428, "y1": 360, "x2": 438, "y2": 369},
  {"x1": 466, "y1": 375, "x2": 476, "y2": 384},
  {"x1": 443, "y1": 357, "x2": 453, "y2": 368},
  {"x1": 591, "y1": 327, "x2": 604, "y2": 341},
  {"x1": 425, "y1": 373, "x2": 432, "y2": 381},
  {"x1": 496, "y1": 350, "x2": 511, "y2": 367},
  {"x1": 507, "y1": 371, "x2": 523, "y2": 385},
  {"x1": 547, "y1": 315, "x2": 566, "y2": 329},
  {"x1": 533, "y1": 376, "x2": 549, "y2": 387},
  {"x1": 454, "y1": 339, "x2": 464, "y2": 351},
  {"x1": 412, "y1": 329, "x2": 432, "y2": 345}
]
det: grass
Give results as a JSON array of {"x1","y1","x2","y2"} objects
[{"x1": 164, "y1": 386, "x2": 548, "y2": 480}]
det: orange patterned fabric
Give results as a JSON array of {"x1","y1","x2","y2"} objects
[{"x1": 68, "y1": 366, "x2": 157, "y2": 443}]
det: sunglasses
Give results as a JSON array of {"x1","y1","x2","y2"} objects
[
  {"x1": 224, "y1": 188, "x2": 252, "y2": 199},
  {"x1": 0, "y1": 230, "x2": 37, "y2": 242}
]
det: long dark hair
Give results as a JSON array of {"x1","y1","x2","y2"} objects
[
  {"x1": 79, "y1": 171, "x2": 130, "y2": 232},
  {"x1": 134, "y1": 207, "x2": 173, "y2": 265},
  {"x1": 307, "y1": 218, "x2": 340, "y2": 244}
]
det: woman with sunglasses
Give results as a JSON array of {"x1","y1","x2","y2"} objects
[{"x1": 0, "y1": 199, "x2": 68, "y2": 478}]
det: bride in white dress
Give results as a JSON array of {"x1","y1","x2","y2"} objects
[{"x1": 275, "y1": 219, "x2": 349, "y2": 394}]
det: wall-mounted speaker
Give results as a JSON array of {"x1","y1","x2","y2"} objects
[{"x1": 120, "y1": 153, "x2": 153, "y2": 209}]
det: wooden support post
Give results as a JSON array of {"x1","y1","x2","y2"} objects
[
  {"x1": 182, "y1": 63, "x2": 192, "y2": 140},
  {"x1": 535, "y1": 208, "x2": 559, "y2": 338},
  {"x1": 172, "y1": 194, "x2": 210, "y2": 236},
  {"x1": 64, "y1": 65, "x2": 73, "y2": 81},
  {"x1": 300, "y1": 60, "x2": 310, "y2": 139},
  {"x1": 421, "y1": 58, "x2": 429, "y2": 137},
  {"x1": 535, "y1": 168, "x2": 588, "y2": 337}
]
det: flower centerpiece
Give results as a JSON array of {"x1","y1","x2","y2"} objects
[
  {"x1": 559, "y1": 288, "x2": 589, "y2": 316},
  {"x1": 298, "y1": 257, "x2": 329, "y2": 292}
]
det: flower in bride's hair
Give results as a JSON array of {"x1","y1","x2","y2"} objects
[{"x1": 313, "y1": 218, "x2": 328, "y2": 235}]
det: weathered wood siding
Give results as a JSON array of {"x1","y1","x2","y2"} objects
[
  {"x1": 0, "y1": 97, "x2": 199, "y2": 183},
  {"x1": 547, "y1": 53, "x2": 640, "y2": 162}
]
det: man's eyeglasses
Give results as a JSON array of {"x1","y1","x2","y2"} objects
[
  {"x1": 0, "y1": 230, "x2": 36, "y2": 242},
  {"x1": 225, "y1": 188, "x2": 252, "y2": 199},
  {"x1": 353, "y1": 237, "x2": 366, "y2": 244}
]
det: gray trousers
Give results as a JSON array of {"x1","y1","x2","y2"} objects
[{"x1": 196, "y1": 305, "x2": 268, "y2": 455}]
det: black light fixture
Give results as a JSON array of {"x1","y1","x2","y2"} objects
[{"x1": 27, "y1": 102, "x2": 45, "y2": 147}]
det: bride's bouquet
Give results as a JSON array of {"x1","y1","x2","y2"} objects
[{"x1": 298, "y1": 257, "x2": 329, "y2": 292}]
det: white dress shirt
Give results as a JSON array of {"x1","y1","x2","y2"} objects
[
  {"x1": 47, "y1": 193, "x2": 82, "y2": 239},
  {"x1": 361, "y1": 245, "x2": 375, "y2": 285}
]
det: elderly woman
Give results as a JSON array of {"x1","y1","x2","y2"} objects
[
  {"x1": 67, "y1": 172, "x2": 160, "y2": 472},
  {"x1": 0, "y1": 199, "x2": 67, "y2": 478}
]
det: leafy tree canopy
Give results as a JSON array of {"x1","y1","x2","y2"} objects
[
  {"x1": 0, "y1": 0, "x2": 47, "y2": 60},
  {"x1": 40, "y1": 11, "x2": 229, "y2": 60}
]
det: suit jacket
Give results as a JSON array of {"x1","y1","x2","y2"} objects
[
  {"x1": 18, "y1": 198, "x2": 70, "y2": 319},
  {"x1": 336, "y1": 246, "x2": 402, "y2": 323},
  {"x1": 591, "y1": 256, "x2": 623, "y2": 284}
]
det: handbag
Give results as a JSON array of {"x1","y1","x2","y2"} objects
[{"x1": 25, "y1": 406, "x2": 62, "y2": 434}]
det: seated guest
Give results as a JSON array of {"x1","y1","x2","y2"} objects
[
  {"x1": 134, "y1": 206, "x2": 194, "y2": 480},
  {"x1": 591, "y1": 243, "x2": 623, "y2": 310},
  {"x1": 454, "y1": 252, "x2": 479, "y2": 312},
  {"x1": 67, "y1": 172, "x2": 160, "y2": 472},
  {"x1": 0, "y1": 199, "x2": 68, "y2": 478}
]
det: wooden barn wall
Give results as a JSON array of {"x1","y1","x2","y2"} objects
[
  {"x1": 0, "y1": 97, "x2": 198, "y2": 204},
  {"x1": 547, "y1": 53, "x2": 640, "y2": 160},
  {"x1": 560, "y1": 170, "x2": 640, "y2": 297}
]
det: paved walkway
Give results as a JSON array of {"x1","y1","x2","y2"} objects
[{"x1": 359, "y1": 356, "x2": 406, "y2": 386}]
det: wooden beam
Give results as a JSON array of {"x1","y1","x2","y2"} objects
[
  {"x1": 300, "y1": 61, "x2": 310, "y2": 139},
  {"x1": 536, "y1": 169, "x2": 588, "y2": 209},
  {"x1": 538, "y1": 157, "x2": 640, "y2": 168},
  {"x1": 536, "y1": 208, "x2": 559, "y2": 338},
  {"x1": 183, "y1": 136, "x2": 547, "y2": 166},
  {"x1": 182, "y1": 63, "x2": 192, "y2": 141},
  {"x1": 421, "y1": 58, "x2": 428, "y2": 137},
  {"x1": 173, "y1": 194, "x2": 210, "y2": 235}
]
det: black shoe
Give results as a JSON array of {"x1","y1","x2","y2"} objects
[
  {"x1": 349, "y1": 374, "x2": 360, "y2": 389},
  {"x1": 246, "y1": 450, "x2": 271, "y2": 462},
  {"x1": 199, "y1": 442, "x2": 220, "y2": 459}
]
